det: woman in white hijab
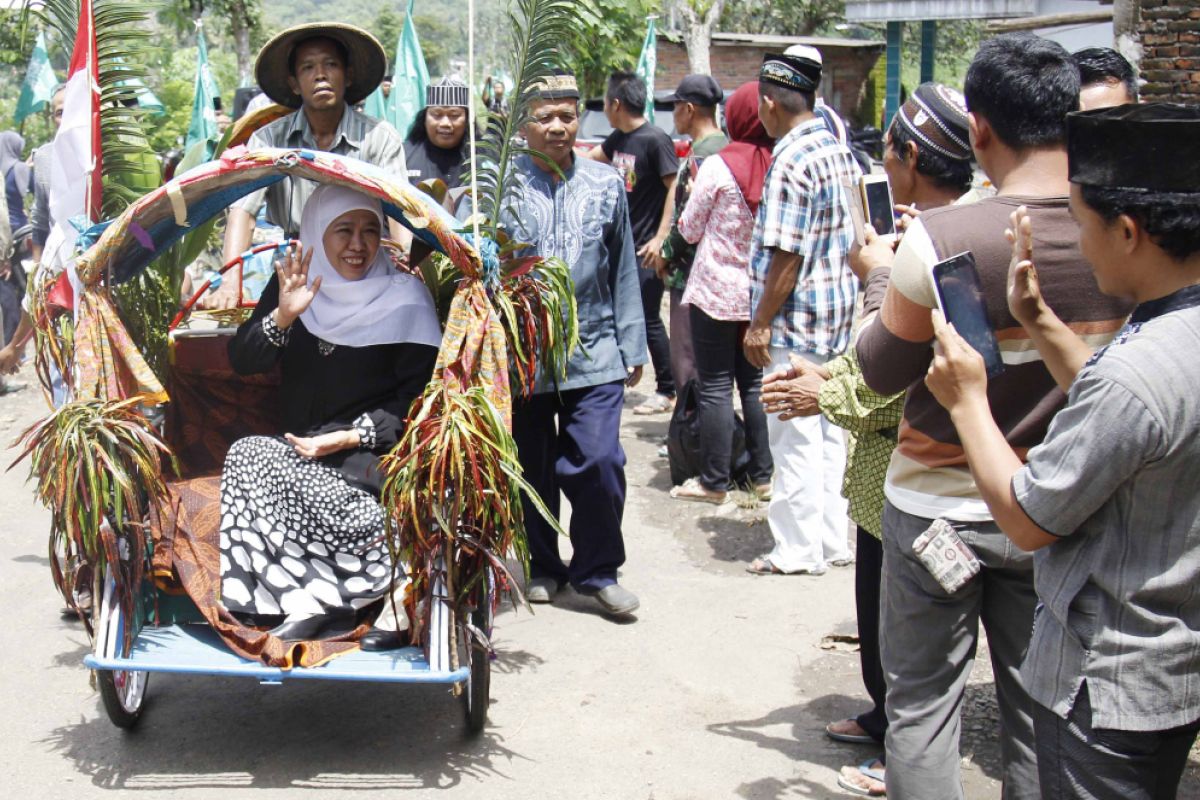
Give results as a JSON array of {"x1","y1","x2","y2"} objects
[{"x1": 220, "y1": 184, "x2": 441, "y2": 649}]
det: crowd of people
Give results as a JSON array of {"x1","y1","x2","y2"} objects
[{"x1": 1, "y1": 16, "x2": 1198, "y2": 800}]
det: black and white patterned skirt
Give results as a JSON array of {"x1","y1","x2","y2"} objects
[{"x1": 218, "y1": 436, "x2": 396, "y2": 620}]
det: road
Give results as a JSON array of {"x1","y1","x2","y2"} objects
[{"x1": 1, "y1": 362, "x2": 1196, "y2": 799}]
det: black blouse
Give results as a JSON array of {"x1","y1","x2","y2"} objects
[{"x1": 227, "y1": 274, "x2": 438, "y2": 493}]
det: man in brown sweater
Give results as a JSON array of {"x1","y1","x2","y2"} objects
[{"x1": 855, "y1": 34, "x2": 1132, "y2": 800}]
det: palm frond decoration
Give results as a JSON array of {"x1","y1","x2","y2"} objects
[
  {"x1": 30, "y1": 0, "x2": 176, "y2": 381},
  {"x1": 471, "y1": 0, "x2": 597, "y2": 233},
  {"x1": 8, "y1": 397, "x2": 174, "y2": 642}
]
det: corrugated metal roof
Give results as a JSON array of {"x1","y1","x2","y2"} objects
[
  {"x1": 844, "y1": 0, "x2": 1037, "y2": 22},
  {"x1": 709, "y1": 32, "x2": 885, "y2": 49}
]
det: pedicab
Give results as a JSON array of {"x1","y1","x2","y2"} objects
[{"x1": 14, "y1": 138, "x2": 576, "y2": 734}]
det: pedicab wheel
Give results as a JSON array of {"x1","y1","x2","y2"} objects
[
  {"x1": 95, "y1": 567, "x2": 149, "y2": 729},
  {"x1": 98, "y1": 666, "x2": 148, "y2": 729},
  {"x1": 459, "y1": 587, "x2": 492, "y2": 734}
]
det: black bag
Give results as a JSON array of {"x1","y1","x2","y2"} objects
[{"x1": 667, "y1": 379, "x2": 752, "y2": 487}]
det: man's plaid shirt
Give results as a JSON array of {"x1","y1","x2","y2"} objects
[{"x1": 749, "y1": 117, "x2": 862, "y2": 356}]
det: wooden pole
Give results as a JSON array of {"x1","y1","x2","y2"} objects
[{"x1": 985, "y1": 10, "x2": 1114, "y2": 33}]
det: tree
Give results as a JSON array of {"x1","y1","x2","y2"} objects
[
  {"x1": 158, "y1": 0, "x2": 261, "y2": 86},
  {"x1": 719, "y1": 0, "x2": 844, "y2": 37},
  {"x1": 563, "y1": 0, "x2": 658, "y2": 98},
  {"x1": 673, "y1": 0, "x2": 726, "y2": 75},
  {"x1": 372, "y1": 6, "x2": 403, "y2": 59}
]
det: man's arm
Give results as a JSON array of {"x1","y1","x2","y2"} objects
[
  {"x1": 744, "y1": 249, "x2": 801, "y2": 368},
  {"x1": 856, "y1": 220, "x2": 940, "y2": 395},
  {"x1": 609, "y1": 189, "x2": 648, "y2": 373},
  {"x1": 587, "y1": 145, "x2": 610, "y2": 163},
  {"x1": 638, "y1": 172, "x2": 677, "y2": 269}
]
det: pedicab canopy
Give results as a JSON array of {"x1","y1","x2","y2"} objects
[
  {"x1": 74, "y1": 146, "x2": 481, "y2": 287},
  {"x1": 67, "y1": 146, "x2": 486, "y2": 410}
]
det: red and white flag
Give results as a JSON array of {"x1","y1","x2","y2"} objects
[
  {"x1": 48, "y1": 0, "x2": 102, "y2": 241},
  {"x1": 42, "y1": 0, "x2": 101, "y2": 311}
]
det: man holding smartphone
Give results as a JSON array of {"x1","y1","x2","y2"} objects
[
  {"x1": 927, "y1": 102, "x2": 1200, "y2": 800},
  {"x1": 855, "y1": 34, "x2": 1132, "y2": 799}
]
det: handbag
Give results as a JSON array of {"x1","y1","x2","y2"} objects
[{"x1": 667, "y1": 378, "x2": 752, "y2": 487}]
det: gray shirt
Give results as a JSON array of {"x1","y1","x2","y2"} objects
[
  {"x1": 234, "y1": 106, "x2": 407, "y2": 236},
  {"x1": 501, "y1": 154, "x2": 646, "y2": 392},
  {"x1": 30, "y1": 144, "x2": 52, "y2": 247},
  {"x1": 1013, "y1": 285, "x2": 1200, "y2": 732}
]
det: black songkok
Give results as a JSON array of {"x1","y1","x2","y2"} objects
[
  {"x1": 759, "y1": 52, "x2": 822, "y2": 94},
  {"x1": 1068, "y1": 103, "x2": 1200, "y2": 192}
]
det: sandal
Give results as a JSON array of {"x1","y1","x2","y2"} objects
[
  {"x1": 746, "y1": 556, "x2": 826, "y2": 576},
  {"x1": 837, "y1": 759, "x2": 886, "y2": 796},
  {"x1": 670, "y1": 478, "x2": 728, "y2": 504},
  {"x1": 825, "y1": 718, "x2": 877, "y2": 744},
  {"x1": 632, "y1": 393, "x2": 673, "y2": 415}
]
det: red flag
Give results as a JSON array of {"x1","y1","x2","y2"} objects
[{"x1": 50, "y1": 0, "x2": 102, "y2": 227}]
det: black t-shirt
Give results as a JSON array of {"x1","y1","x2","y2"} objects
[
  {"x1": 404, "y1": 138, "x2": 468, "y2": 190},
  {"x1": 601, "y1": 123, "x2": 679, "y2": 248}
]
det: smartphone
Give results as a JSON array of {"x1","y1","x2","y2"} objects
[
  {"x1": 859, "y1": 174, "x2": 896, "y2": 240},
  {"x1": 932, "y1": 251, "x2": 1005, "y2": 378}
]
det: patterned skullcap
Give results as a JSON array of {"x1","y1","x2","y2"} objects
[
  {"x1": 759, "y1": 52, "x2": 822, "y2": 93},
  {"x1": 894, "y1": 82, "x2": 972, "y2": 162},
  {"x1": 426, "y1": 76, "x2": 469, "y2": 108},
  {"x1": 530, "y1": 71, "x2": 580, "y2": 101}
]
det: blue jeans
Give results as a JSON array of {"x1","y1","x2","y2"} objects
[{"x1": 512, "y1": 381, "x2": 628, "y2": 592}]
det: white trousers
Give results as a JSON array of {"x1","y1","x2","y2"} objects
[{"x1": 763, "y1": 347, "x2": 851, "y2": 572}]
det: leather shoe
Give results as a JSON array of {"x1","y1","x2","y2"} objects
[
  {"x1": 268, "y1": 611, "x2": 354, "y2": 642},
  {"x1": 526, "y1": 577, "x2": 560, "y2": 604},
  {"x1": 360, "y1": 628, "x2": 408, "y2": 651},
  {"x1": 594, "y1": 584, "x2": 639, "y2": 615}
]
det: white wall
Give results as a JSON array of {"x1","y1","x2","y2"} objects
[{"x1": 1034, "y1": 0, "x2": 1114, "y2": 52}]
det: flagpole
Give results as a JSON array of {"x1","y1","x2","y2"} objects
[{"x1": 467, "y1": 0, "x2": 480, "y2": 245}]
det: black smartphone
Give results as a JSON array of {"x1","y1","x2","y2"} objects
[
  {"x1": 860, "y1": 175, "x2": 896, "y2": 238},
  {"x1": 932, "y1": 251, "x2": 1005, "y2": 378}
]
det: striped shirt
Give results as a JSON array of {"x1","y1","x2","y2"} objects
[
  {"x1": 234, "y1": 106, "x2": 407, "y2": 236},
  {"x1": 856, "y1": 196, "x2": 1132, "y2": 521},
  {"x1": 748, "y1": 117, "x2": 862, "y2": 356},
  {"x1": 1013, "y1": 286, "x2": 1200, "y2": 732}
]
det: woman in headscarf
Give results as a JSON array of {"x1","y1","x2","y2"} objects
[
  {"x1": 404, "y1": 76, "x2": 472, "y2": 191},
  {"x1": 221, "y1": 184, "x2": 442, "y2": 649},
  {"x1": 1, "y1": 131, "x2": 31, "y2": 231},
  {"x1": 669, "y1": 81, "x2": 776, "y2": 504}
]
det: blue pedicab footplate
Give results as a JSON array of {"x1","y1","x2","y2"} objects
[{"x1": 84, "y1": 624, "x2": 469, "y2": 685}]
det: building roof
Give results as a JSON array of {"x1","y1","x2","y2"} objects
[
  {"x1": 844, "y1": 0, "x2": 1037, "y2": 22},
  {"x1": 706, "y1": 32, "x2": 885, "y2": 50}
]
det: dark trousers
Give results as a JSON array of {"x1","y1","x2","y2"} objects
[
  {"x1": 689, "y1": 305, "x2": 773, "y2": 490},
  {"x1": 638, "y1": 263, "x2": 674, "y2": 397},
  {"x1": 1033, "y1": 684, "x2": 1200, "y2": 800},
  {"x1": 512, "y1": 381, "x2": 627, "y2": 592},
  {"x1": 668, "y1": 287, "x2": 697, "y2": 390},
  {"x1": 854, "y1": 526, "x2": 888, "y2": 744},
  {"x1": 881, "y1": 502, "x2": 1040, "y2": 800}
]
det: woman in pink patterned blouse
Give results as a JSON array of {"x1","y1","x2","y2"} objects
[{"x1": 671, "y1": 82, "x2": 776, "y2": 503}]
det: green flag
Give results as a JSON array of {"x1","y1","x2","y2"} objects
[
  {"x1": 389, "y1": 0, "x2": 430, "y2": 136},
  {"x1": 14, "y1": 30, "x2": 58, "y2": 125},
  {"x1": 185, "y1": 24, "x2": 222, "y2": 156},
  {"x1": 634, "y1": 16, "x2": 657, "y2": 123}
]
